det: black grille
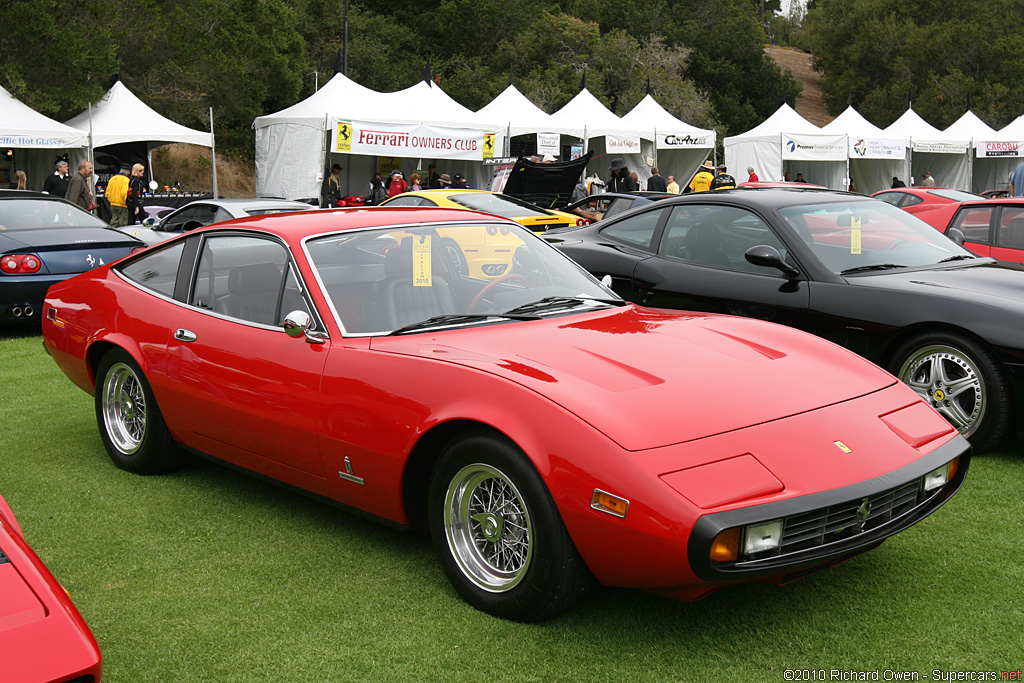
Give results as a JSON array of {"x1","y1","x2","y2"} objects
[{"x1": 745, "y1": 476, "x2": 932, "y2": 561}]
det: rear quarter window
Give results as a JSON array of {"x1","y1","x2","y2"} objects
[{"x1": 119, "y1": 241, "x2": 186, "y2": 297}]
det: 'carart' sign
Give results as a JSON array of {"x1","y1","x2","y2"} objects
[{"x1": 332, "y1": 119, "x2": 497, "y2": 161}]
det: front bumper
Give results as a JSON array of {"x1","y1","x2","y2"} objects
[{"x1": 687, "y1": 435, "x2": 970, "y2": 581}]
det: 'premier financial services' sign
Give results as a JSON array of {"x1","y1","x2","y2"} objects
[{"x1": 333, "y1": 120, "x2": 497, "y2": 161}]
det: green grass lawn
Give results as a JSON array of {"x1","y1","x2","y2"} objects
[{"x1": 3, "y1": 329, "x2": 1023, "y2": 681}]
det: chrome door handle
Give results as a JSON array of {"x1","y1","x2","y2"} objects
[{"x1": 174, "y1": 328, "x2": 197, "y2": 342}]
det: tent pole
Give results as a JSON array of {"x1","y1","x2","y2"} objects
[
  {"x1": 88, "y1": 104, "x2": 94, "y2": 166},
  {"x1": 654, "y1": 127, "x2": 658, "y2": 169},
  {"x1": 505, "y1": 124, "x2": 510, "y2": 157},
  {"x1": 209, "y1": 107, "x2": 218, "y2": 199}
]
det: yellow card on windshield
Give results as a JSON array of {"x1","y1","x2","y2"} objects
[
  {"x1": 413, "y1": 235, "x2": 432, "y2": 287},
  {"x1": 851, "y1": 217, "x2": 862, "y2": 254}
]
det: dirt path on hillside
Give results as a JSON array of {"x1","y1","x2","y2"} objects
[{"x1": 766, "y1": 46, "x2": 832, "y2": 126}]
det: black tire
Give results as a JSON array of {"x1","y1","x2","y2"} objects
[
  {"x1": 95, "y1": 349, "x2": 184, "y2": 474},
  {"x1": 427, "y1": 432, "x2": 593, "y2": 622},
  {"x1": 889, "y1": 330, "x2": 1013, "y2": 453}
]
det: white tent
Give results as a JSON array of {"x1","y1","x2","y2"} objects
[
  {"x1": 0, "y1": 84, "x2": 88, "y2": 190},
  {"x1": 883, "y1": 109, "x2": 970, "y2": 190},
  {"x1": 725, "y1": 104, "x2": 847, "y2": 189},
  {"x1": 476, "y1": 84, "x2": 583, "y2": 157},
  {"x1": 255, "y1": 73, "x2": 505, "y2": 201},
  {"x1": 65, "y1": 81, "x2": 213, "y2": 148},
  {"x1": 553, "y1": 89, "x2": 653, "y2": 185},
  {"x1": 620, "y1": 95, "x2": 715, "y2": 189},
  {"x1": 820, "y1": 106, "x2": 908, "y2": 194},
  {"x1": 946, "y1": 111, "x2": 1018, "y2": 193}
]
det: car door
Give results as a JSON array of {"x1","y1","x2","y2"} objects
[
  {"x1": 947, "y1": 205, "x2": 994, "y2": 257},
  {"x1": 631, "y1": 203, "x2": 813, "y2": 327},
  {"x1": 988, "y1": 204, "x2": 1024, "y2": 263},
  {"x1": 160, "y1": 232, "x2": 330, "y2": 477}
]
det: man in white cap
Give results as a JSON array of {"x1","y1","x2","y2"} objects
[
  {"x1": 608, "y1": 158, "x2": 637, "y2": 192},
  {"x1": 687, "y1": 160, "x2": 715, "y2": 193}
]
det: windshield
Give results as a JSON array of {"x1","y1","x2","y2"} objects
[
  {"x1": 0, "y1": 198, "x2": 109, "y2": 231},
  {"x1": 304, "y1": 221, "x2": 617, "y2": 335},
  {"x1": 445, "y1": 193, "x2": 554, "y2": 218},
  {"x1": 778, "y1": 199, "x2": 977, "y2": 275}
]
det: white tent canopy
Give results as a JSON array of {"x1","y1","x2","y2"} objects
[
  {"x1": 725, "y1": 104, "x2": 847, "y2": 189},
  {"x1": 256, "y1": 73, "x2": 506, "y2": 200},
  {"x1": 554, "y1": 89, "x2": 653, "y2": 185},
  {"x1": 884, "y1": 109, "x2": 970, "y2": 190},
  {"x1": 65, "y1": 81, "x2": 213, "y2": 148},
  {"x1": 1, "y1": 84, "x2": 88, "y2": 190},
  {"x1": 820, "y1": 106, "x2": 908, "y2": 194},
  {"x1": 620, "y1": 95, "x2": 714, "y2": 188},
  {"x1": 476, "y1": 84, "x2": 584, "y2": 152},
  {"x1": 946, "y1": 111, "x2": 1019, "y2": 193}
]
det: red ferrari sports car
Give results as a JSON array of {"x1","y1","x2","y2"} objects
[
  {"x1": 0, "y1": 493, "x2": 102, "y2": 682},
  {"x1": 916, "y1": 196, "x2": 1024, "y2": 263},
  {"x1": 870, "y1": 187, "x2": 983, "y2": 215},
  {"x1": 43, "y1": 207, "x2": 970, "y2": 621}
]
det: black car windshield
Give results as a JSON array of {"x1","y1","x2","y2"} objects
[
  {"x1": 305, "y1": 221, "x2": 617, "y2": 335},
  {"x1": 778, "y1": 200, "x2": 977, "y2": 275},
  {"x1": 445, "y1": 193, "x2": 554, "y2": 218},
  {"x1": 0, "y1": 198, "x2": 109, "y2": 230}
]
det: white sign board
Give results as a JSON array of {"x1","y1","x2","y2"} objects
[
  {"x1": 656, "y1": 132, "x2": 713, "y2": 149},
  {"x1": 536, "y1": 133, "x2": 561, "y2": 156},
  {"x1": 782, "y1": 134, "x2": 848, "y2": 161},
  {"x1": 977, "y1": 141, "x2": 1024, "y2": 158},
  {"x1": 849, "y1": 137, "x2": 907, "y2": 159},
  {"x1": 605, "y1": 134, "x2": 642, "y2": 155}
]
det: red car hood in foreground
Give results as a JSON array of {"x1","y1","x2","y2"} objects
[
  {"x1": 0, "y1": 494, "x2": 102, "y2": 682},
  {"x1": 373, "y1": 305, "x2": 898, "y2": 451}
]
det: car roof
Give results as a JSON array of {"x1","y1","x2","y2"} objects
[
  {"x1": 0, "y1": 189, "x2": 71, "y2": 201},
  {"x1": 186, "y1": 198, "x2": 313, "y2": 208},
  {"x1": 667, "y1": 187, "x2": 863, "y2": 209},
  {"x1": 193, "y1": 206, "x2": 513, "y2": 240}
]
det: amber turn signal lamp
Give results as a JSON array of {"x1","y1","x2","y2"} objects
[
  {"x1": 710, "y1": 527, "x2": 742, "y2": 563},
  {"x1": 590, "y1": 489, "x2": 629, "y2": 518},
  {"x1": 947, "y1": 456, "x2": 959, "y2": 482}
]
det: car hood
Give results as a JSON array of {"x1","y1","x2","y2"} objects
[
  {"x1": 850, "y1": 260, "x2": 1024, "y2": 306},
  {"x1": 371, "y1": 306, "x2": 897, "y2": 450}
]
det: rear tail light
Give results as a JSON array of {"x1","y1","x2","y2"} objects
[
  {"x1": 1, "y1": 254, "x2": 42, "y2": 274},
  {"x1": 576, "y1": 218, "x2": 591, "y2": 226},
  {"x1": 499, "y1": 226, "x2": 509, "y2": 235},
  {"x1": 486, "y1": 226, "x2": 498, "y2": 236}
]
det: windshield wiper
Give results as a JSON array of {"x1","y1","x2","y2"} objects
[
  {"x1": 389, "y1": 313, "x2": 540, "y2": 335},
  {"x1": 503, "y1": 296, "x2": 625, "y2": 315},
  {"x1": 937, "y1": 254, "x2": 976, "y2": 263},
  {"x1": 840, "y1": 263, "x2": 907, "y2": 275}
]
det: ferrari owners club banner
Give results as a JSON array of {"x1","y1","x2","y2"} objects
[
  {"x1": 782, "y1": 134, "x2": 847, "y2": 161},
  {"x1": 333, "y1": 120, "x2": 497, "y2": 161}
]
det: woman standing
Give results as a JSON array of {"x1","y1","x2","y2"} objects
[
  {"x1": 127, "y1": 164, "x2": 148, "y2": 224},
  {"x1": 408, "y1": 173, "x2": 422, "y2": 191},
  {"x1": 8, "y1": 170, "x2": 27, "y2": 190}
]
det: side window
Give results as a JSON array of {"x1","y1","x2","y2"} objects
[
  {"x1": 598, "y1": 208, "x2": 665, "y2": 251},
  {"x1": 997, "y1": 207, "x2": 1024, "y2": 249},
  {"x1": 164, "y1": 204, "x2": 219, "y2": 232},
  {"x1": 658, "y1": 205, "x2": 788, "y2": 274},
  {"x1": 602, "y1": 198, "x2": 635, "y2": 220},
  {"x1": 383, "y1": 196, "x2": 429, "y2": 207},
  {"x1": 212, "y1": 207, "x2": 234, "y2": 224},
  {"x1": 901, "y1": 195, "x2": 923, "y2": 208},
  {"x1": 190, "y1": 235, "x2": 290, "y2": 326},
  {"x1": 874, "y1": 192, "x2": 902, "y2": 207},
  {"x1": 119, "y1": 241, "x2": 186, "y2": 297},
  {"x1": 952, "y1": 207, "x2": 994, "y2": 244}
]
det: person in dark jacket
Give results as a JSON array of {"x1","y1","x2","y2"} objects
[
  {"x1": 322, "y1": 164, "x2": 342, "y2": 207},
  {"x1": 127, "y1": 164, "x2": 148, "y2": 224},
  {"x1": 710, "y1": 164, "x2": 737, "y2": 191},
  {"x1": 646, "y1": 167, "x2": 668, "y2": 192},
  {"x1": 608, "y1": 158, "x2": 638, "y2": 192},
  {"x1": 42, "y1": 160, "x2": 71, "y2": 197},
  {"x1": 891, "y1": 176, "x2": 907, "y2": 188},
  {"x1": 65, "y1": 160, "x2": 94, "y2": 211}
]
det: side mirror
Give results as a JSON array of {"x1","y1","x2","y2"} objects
[
  {"x1": 745, "y1": 245, "x2": 801, "y2": 278},
  {"x1": 601, "y1": 274, "x2": 613, "y2": 289},
  {"x1": 142, "y1": 217, "x2": 157, "y2": 227},
  {"x1": 946, "y1": 227, "x2": 966, "y2": 246},
  {"x1": 283, "y1": 310, "x2": 324, "y2": 344}
]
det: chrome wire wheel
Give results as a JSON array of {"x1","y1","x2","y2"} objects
[
  {"x1": 101, "y1": 362, "x2": 147, "y2": 455},
  {"x1": 444, "y1": 463, "x2": 533, "y2": 593},
  {"x1": 897, "y1": 344, "x2": 985, "y2": 437}
]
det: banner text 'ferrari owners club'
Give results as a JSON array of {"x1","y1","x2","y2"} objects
[{"x1": 333, "y1": 120, "x2": 496, "y2": 161}]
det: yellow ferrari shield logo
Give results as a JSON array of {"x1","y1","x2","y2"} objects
[
  {"x1": 336, "y1": 121, "x2": 352, "y2": 152},
  {"x1": 834, "y1": 440, "x2": 852, "y2": 454},
  {"x1": 482, "y1": 133, "x2": 496, "y2": 159}
]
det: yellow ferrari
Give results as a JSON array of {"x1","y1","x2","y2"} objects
[{"x1": 379, "y1": 190, "x2": 583, "y2": 278}]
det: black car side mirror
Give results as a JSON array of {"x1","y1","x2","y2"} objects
[
  {"x1": 745, "y1": 245, "x2": 801, "y2": 278},
  {"x1": 946, "y1": 227, "x2": 966, "y2": 246}
]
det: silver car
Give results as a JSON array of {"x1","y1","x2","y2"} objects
[{"x1": 119, "y1": 198, "x2": 315, "y2": 245}]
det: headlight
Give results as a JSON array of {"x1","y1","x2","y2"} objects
[
  {"x1": 743, "y1": 519, "x2": 784, "y2": 556},
  {"x1": 923, "y1": 457, "x2": 959, "y2": 492}
]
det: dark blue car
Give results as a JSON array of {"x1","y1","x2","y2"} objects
[{"x1": 1, "y1": 190, "x2": 143, "y2": 324}]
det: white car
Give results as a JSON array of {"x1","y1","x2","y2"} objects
[{"x1": 119, "y1": 198, "x2": 314, "y2": 245}]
